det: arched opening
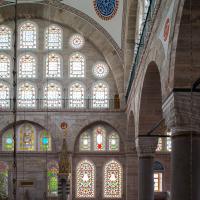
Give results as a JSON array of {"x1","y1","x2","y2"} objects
[{"x1": 139, "y1": 62, "x2": 162, "y2": 136}]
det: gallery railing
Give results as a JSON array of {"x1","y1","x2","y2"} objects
[
  {"x1": 126, "y1": 0, "x2": 161, "y2": 100},
  {"x1": 0, "y1": 98, "x2": 120, "y2": 111}
]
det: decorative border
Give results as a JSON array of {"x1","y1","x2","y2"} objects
[{"x1": 93, "y1": 0, "x2": 119, "y2": 21}]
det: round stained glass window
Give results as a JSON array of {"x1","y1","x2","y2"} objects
[
  {"x1": 93, "y1": 62, "x2": 109, "y2": 78},
  {"x1": 69, "y1": 34, "x2": 85, "y2": 49}
]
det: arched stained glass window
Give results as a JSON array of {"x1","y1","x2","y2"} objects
[
  {"x1": 19, "y1": 54, "x2": 36, "y2": 78},
  {"x1": 39, "y1": 130, "x2": 51, "y2": 151},
  {"x1": 104, "y1": 160, "x2": 122, "y2": 198},
  {"x1": 109, "y1": 132, "x2": 119, "y2": 151},
  {"x1": 69, "y1": 53, "x2": 85, "y2": 78},
  {"x1": 69, "y1": 82, "x2": 85, "y2": 108},
  {"x1": 19, "y1": 21, "x2": 37, "y2": 49},
  {"x1": 0, "y1": 26, "x2": 11, "y2": 49},
  {"x1": 0, "y1": 83, "x2": 9, "y2": 108},
  {"x1": 44, "y1": 83, "x2": 62, "y2": 108},
  {"x1": 153, "y1": 161, "x2": 164, "y2": 192},
  {"x1": 76, "y1": 160, "x2": 95, "y2": 198},
  {"x1": 46, "y1": 53, "x2": 61, "y2": 78},
  {"x1": 45, "y1": 25, "x2": 62, "y2": 49},
  {"x1": 0, "y1": 162, "x2": 8, "y2": 198},
  {"x1": 18, "y1": 123, "x2": 36, "y2": 151},
  {"x1": 79, "y1": 132, "x2": 91, "y2": 151},
  {"x1": 2, "y1": 129, "x2": 13, "y2": 151},
  {"x1": 93, "y1": 126, "x2": 106, "y2": 151},
  {"x1": 0, "y1": 54, "x2": 10, "y2": 78},
  {"x1": 48, "y1": 161, "x2": 59, "y2": 196},
  {"x1": 92, "y1": 82, "x2": 109, "y2": 108},
  {"x1": 18, "y1": 83, "x2": 36, "y2": 108}
]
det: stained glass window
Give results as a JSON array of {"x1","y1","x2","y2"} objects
[
  {"x1": 92, "y1": 82, "x2": 109, "y2": 108},
  {"x1": 2, "y1": 129, "x2": 13, "y2": 151},
  {"x1": 76, "y1": 160, "x2": 95, "y2": 198},
  {"x1": 0, "y1": 83, "x2": 9, "y2": 108},
  {"x1": 48, "y1": 161, "x2": 59, "y2": 196},
  {"x1": 0, "y1": 162, "x2": 8, "y2": 198},
  {"x1": 0, "y1": 54, "x2": 10, "y2": 78},
  {"x1": 0, "y1": 26, "x2": 11, "y2": 49},
  {"x1": 45, "y1": 25, "x2": 62, "y2": 49},
  {"x1": 19, "y1": 54, "x2": 36, "y2": 78},
  {"x1": 18, "y1": 123, "x2": 35, "y2": 151},
  {"x1": 46, "y1": 53, "x2": 61, "y2": 78},
  {"x1": 39, "y1": 130, "x2": 51, "y2": 151},
  {"x1": 166, "y1": 131, "x2": 172, "y2": 152},
  {"x1": 69, "y1": 34, "x2": 84, "y2": 49},
  {"x1": 19, "y1": 21, "x2": 37, "y2": 49},
  {"x1": 69, "y1": 83, "x2": 85, "y2": 108},
  {"x1": 156, "y1": 138, "x2": 163, "y2": 152},
  {"x1": 18, "y1": 83, "x2": 36, "y2": 108},
  {"x1": 104, "y1": 160, "x2": 122, "y2": 198},
  {"x1": 69, "y1": 53, "x2": 85, "y2": 78},
  {"x1": 44, "y1": 83, "x2": 62, "y2": 108},
  {"x1": 154, "y1": 173, "x2": 163, "y2": 192},
  {"x1": 93, "y1": 62, "x2": 109, "y2": 78},
  {"x1": 94, "y1": 126, "x2": 106, "y2": 151},
  {"x1": 79, "y1": 132, "x2": 91, "y2": 151},
  {"x1": 109, "y1": 132, "x2": 119, "y2": 151}
]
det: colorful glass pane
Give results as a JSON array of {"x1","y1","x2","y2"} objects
[
  {"x1": 93, "y1": 126, "x2": 106, "y2": 151},
  {"x1": 154, "y1": 172, "x2": 163, "y2": 192},
  {"x1": 0, "y1": 54, "x2": 10, "y2": 78},
  {"x1": 108, "y1": 132, "x2": 119, "y2": 151},
  {"x1": 69, "y1": 53, "x2": 85, "y2": 78},
  {"x1": 92, "y1": 82, "x2": 109, "y2": 108},
  {"x1": 46, "y1": 53, "x2": 61, "y2": 78},
  {"x1": 69, "y1": 83, "x2": 85, "y2": 108},
  {"x1": 79, "y1": 132, "x2": 91, "y2": 151},
  {"x1": 69, "y1": 34, "x2": 84, "y2": 49},
  {"x1": 2, "y1": 129, "x2": 13, "y2": 151},
  {"x1": 48, "y1": 161, "x2": 59, "y2": 196},
  {"x1": 19, "y1": 123, "x2": 35, "y2": 151},
  {"x1": 45, "y1": 25, "x2": 62, "y2": 49},
  {"x1": 0, "y1": 26, "x2": 11, "y2": 49},
  {"x1": 0, "y1": 162, "x2": 8, "y2": 197},
  {"x1": 19, "y1": 54, "x2": 36, "y2": 78},
  {"x1": 18, "y1": 83, "x2": 36, "y2": 108},
  {"x1": 44, "y1": 83, "x2": 62, "y2": 108},
  {"x1": 0, "y1": 83, "x2": 9, "y2": 108},
  {"x1": 39, "y1": 130, "x2": 51, "y2": 151},
  {"x1": 104, "y1": 160, "x2": 122, "y2": 198},
  {"x1": 19, "y1": 22, "x2": 37, "y2": 49},
  {"x1": 76, "y1": 160, "x2": 95, "y2": 198}
]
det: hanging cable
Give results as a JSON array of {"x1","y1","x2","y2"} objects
[{"x1": 13, "y1": 0, "x2": 18, "y2": 199}]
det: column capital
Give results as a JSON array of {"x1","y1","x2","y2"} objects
[
  {"x1": 136, "y1": 137, "x2": 158, "y2": 157},
  {"x1": 162, "y1": 91, "x2": 200, "y2": 133}
]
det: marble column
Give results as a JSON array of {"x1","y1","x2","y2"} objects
[
  {"x1": 136, "y1": 137, "x2": 158, "y2": 200},
  {"x1": 163, "y1": 91, "x2": 200, "y2": 200}
]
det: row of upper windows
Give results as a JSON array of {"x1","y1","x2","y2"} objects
[
  {"x1": 0, "y1": 53, "x2": 109, "y2": 79},
  {"x1": 0, "y1": 22, "x2": 84, "y2": 50},
  {"x1": 0, "y1": 81, "x2": 109, "y2": 109},
  {"x1": 156, "y1": 131, "x2": 172, "y2": 152}
]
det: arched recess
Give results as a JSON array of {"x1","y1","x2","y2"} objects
[
  {"x1": 171, "y1": 0, "x2": 200, "y2": 88},
  {"x1": 74, "y1": 120, "x2": 124, "y2": 152},
  {"x1": 124, "y1": 0, "x2": 139, "y2": 84},
  {"x1": 138, "y1": 62, "x2": 162, "y2": 136},
  {"x1": 0, "y1": 3, "x2": 124, "y2": 96}
]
